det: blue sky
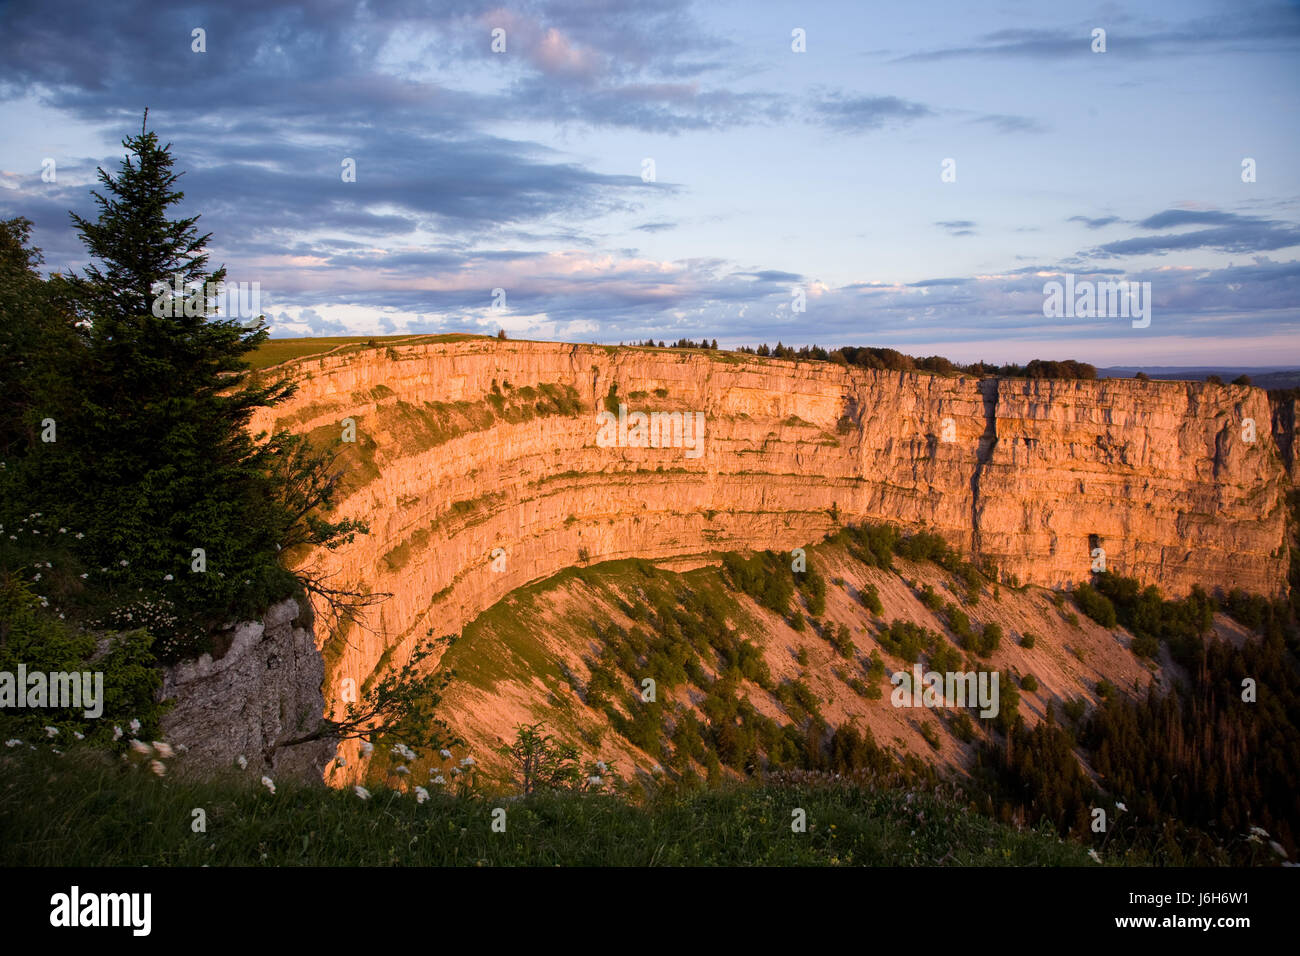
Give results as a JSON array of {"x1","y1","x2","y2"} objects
[{"x1": 1, "y1": 0, "x2": 1297, "y2": 365}]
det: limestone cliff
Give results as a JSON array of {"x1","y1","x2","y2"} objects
[{"x1": 246, "y1": 339, "x2": 1289, "y2": 729}]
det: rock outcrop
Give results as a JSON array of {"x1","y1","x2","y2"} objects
[
  {"x1": 245, "y1": 338, "x2": 1290, "y2": 728},
  {"x1": 161, "y1": 597, "x2": 335, "y2": 777}
]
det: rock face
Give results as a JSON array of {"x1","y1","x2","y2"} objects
[
  {"x1": 246, "y1": 339, "x2": 1290, "y2": 723},
  {"x1": 161, "y1": 597, "x2": 335, "y2": 777}
]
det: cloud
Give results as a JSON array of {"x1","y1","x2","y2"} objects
[
  {"x1": 972, "y1": 113, "x2": 1046, "y2": 134},
  {"x1": 812, "y1": 93, "x2": 933, "y2": 132},
  {"x1": 1069, "y1": 215, "x2": 1121, "y2": 229},
  {"x1": 935, "y1": 221, "x2": 977, "y2": 237},
  {"x1": 1087, "y1": 209, "x2": 1300, "y2": 258}
]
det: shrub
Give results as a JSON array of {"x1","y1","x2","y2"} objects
[
  {"x1": 1020, "y1": 673, "x2": 1039, "y2": 692},
  {"x1": 859, "y1": 583, "x2": 883, "y2": 615},
  {"x1": 1073, "y1": 583, "x2": 1117, "y2": 628},
  {"x1": 1020, "y1": 632, "x2": 1037, "y2": 649}
]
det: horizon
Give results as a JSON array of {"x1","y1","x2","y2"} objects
[{"x1": 1, "y1": 0, "x2": 1298, "y2": 366}]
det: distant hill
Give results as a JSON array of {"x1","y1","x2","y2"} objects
[{"x1": 1103, "y1": 366, "x2": 1300, "y2": 389}]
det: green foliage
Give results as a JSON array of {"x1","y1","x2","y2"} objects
[
  {"x1": 859, "y1": 582, "x2": 883, "y2": 615},
  {"x1": 501, "y1": 723, "x2": 616, "y2": 795},
  {"x1": 1019, "y1": 673, "x2": 1038, "y2": 692},
  {"x1": 0, "y1": 573, "x2": 166, "y2": 745},
  {"x1": 722, "y1": 550, "x2": 794, "y2": 615},
  {"x1": 1072, "y1": 583, "x2": 1117, "y2": 628},
  {"x1": 1020, "y1": 632, "x2": 1037, "y2": 649}
]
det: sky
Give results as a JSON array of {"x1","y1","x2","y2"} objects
[{"x1": 0, "y1": 0, "x2": 1297, "y2": 366}]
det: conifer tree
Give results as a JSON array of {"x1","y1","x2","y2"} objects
[{"x1": 51, "y1": 111, "x2": 364, "y2": 649}]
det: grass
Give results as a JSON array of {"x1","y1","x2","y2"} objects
[
  {"x1": 0, "y1": 749, "x2": 1092, "y2": 866},
  {"x1": 246, "y1": 333, "x2": 486, "y2": 370}
]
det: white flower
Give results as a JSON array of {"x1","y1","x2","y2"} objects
[
  {"x1": 596, "y1": 760, "x2": 607, "y2": 772},
  {"x1": 415, "y1": 786, "x2": 429, "y2": 804},
  {"x1": 440, "y1": 749, "x2": 452, "y2": 759},
  {"x1": 1270, "y1": 841, "x2": 1288, "y2": 858},
  {"x1": 80, "y1": 573, "x2": 88, "y2": 579},
  {"x1": 73, "y1": 732, "x2": 84, "y2": 740},
  {"x1": 1115, "y1": 801, "x2": 1127, "y2": 812},
  {"x1": 460, "y1": 756, "x2": 476, "y2": 767},
  {"x1": 152, "y1": 741, "x2": 175, "y2": 758},
  {"x1": 431, "y1": 775, "x2": 446, "y2": 785},
  {"x1": 163, "y1": 574, "x2": 173, "y2": 581},
  {"x1": 360, "y1": 741, "x2": 374, "y2": 757},
  {"x1": 1248, "y1": 833, "x2": 1263, "y2": 845},
  {"x1": 1087, "y1": 849, "x2": 1102, "y2": 864},
  {"x1": 354, "y1": 785, "x2": 371, "y2": 800},
  {"x1": 43, "y1": 726, "x2": 58, "y2": 738},
  {"x1": 59, "y1": 528, "x2": 66, "y2": 533},
  {"x1": 452, "y1": 767, "x2": 462, "y2": 776},
  {"x1": 112, "y1": 726, "x2": 122, "y2": 741},
  {"x1": 76, "y1": 532, "x2": 84, "y2": 539},
  {"x1": 1250, "y1": 825, "x2": 1269, "y2": 838},
  {"x1": 129, "y1": 739, "x2": 152, "y2": 756},
  {"x1": 587, "y1": 775, "x2": 602, "y2": 786},
  {"x1": 129, "y1": 719, "x2": 141, "y2": 734},
  {"x1": 336, "y1": 756, "x2": 348, "y2": 768},
  {"x1": 394, "y1": 765, "x2": 410, "y2": 775},
  {"x1": 149, "y1": 760, "x2": 166, "y2": 776},
  {"x1": 32, "y1": 573, "x2": 40, "y2": 581},
  {"x1": 4, "y1": 739, "x2": 22, "y2": 748},
  {"x1": 261, "y1": 776, "x2": 276, "y2": 794},
  {"x1": 119, "y1": 560, "x2": 128, "y2": 567},
  {"x1": 237, "y1": 755, "x2": 248, "y2": 769}
]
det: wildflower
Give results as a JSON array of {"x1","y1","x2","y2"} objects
[
  {"x1": 1087, "y1": 849, "x2": 1102, "y2": 864},
  {"x1": 149, "y1": 760, "x2": 166, "y2": 776},
  {"x1": 336, "y1": 756, "x2": 348, "y2": 768},
  {"x1": 129, "y1": 719, "x2": 141, "y2": 734},
  {"x1": 163, "y1": 574, "x2": 173, "y2": 581},
  {"x1": 431, "y1": 775, "x2": 446, "y2": 785},
  {"x1": 112, "y1": 726, "x2": 122, "y2": 741},
  {"x1": 261, "y1": 776, "x2": 276, "y2": 795},
  {"x1": 415, "y1": 786, "x2": 429, "y2": 804},
  {"x1": 452, "y1": 767, "x2": 462, "y2": 776},
  {"x1": 152, "y1": 741, "x2": 175, "y2": 758},
  {"x1": 394, "y1": 765, "x2": 410, "y2": 775},
  {"x1": 237, "y1": 755, "x2": 248, "y2": 769},
  {"x1": 119, "y1": 560, "x2": 128, "y2": 567},
  {"x1": 460, "y1": 756, "x2": 476, "y2": 767},
  {"x1": 587, "y1": 775, "x2": 602, "y2": 786},
  {"x1": 1270, "y1": 841, "x2": 1288, "y2": 858},
  {"x1": 360, "y1": 741, "x2": 374, "y2": 757},
  {"x1": 73, "y1": 731, "x2": 85, "y2": 740},
  {"x1": 32, "y1": 573, "x2": 40, "y2": 581},
  {"x1": 76, "y1": 533, "x2": 84, "y2": 539},
  {"x1": 44, "y1": 726, "x2": 58, "y2": 738},
  {"x1": 440, "y1": 749, "x2": 452, "y2": 759},
  {"x1": 596, "y1": 760, "x2": 607, "y2": 772},
  {"x1": 129, "y1": 739, "x2": 152, "y2": 756},
  {"x1": 80, "y1": 573, "x2": 88, "y2": 579},
  {"x1": 59, "y1": 528, "x2": 67, "y2": 534},
  {"x1": 1250, "y1": 825, "x2": 1269, "y2": 838},
  {"x1": 4, "y1": 740, "x2": 22, "y2": 748},
  {"x1": 354, "y1": 785, "x2": 371, "y2": 800},
  {"x1": 1115, "y1": 801, "x2": 1127, "y2": 812}
]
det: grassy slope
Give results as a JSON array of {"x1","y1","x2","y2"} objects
[
  {"x1": 434, "y1": 539, "x2": 1166, "y2": 786},
  {"x1": 0, "y1": 750, "x2": 1089, "y2": 866}
]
